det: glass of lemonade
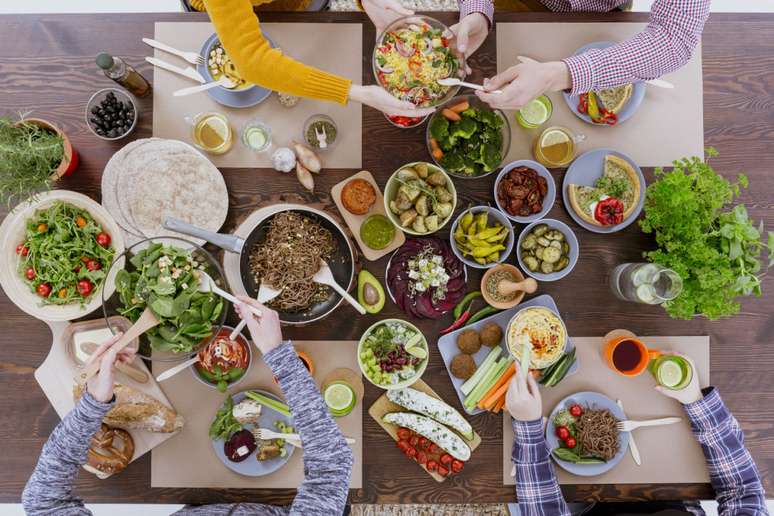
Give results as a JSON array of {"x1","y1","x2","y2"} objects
[
  {"x1": 649, "y1": 355, "x2": 693, "y2": 390},
  {"x1": 610, "y1": 262, "x2": 683, "y2": 305},
  {"x1": 188, "y1": 112, "x2": 233, "y2": 155},
  {"x1": 533, "y1": 126, "x2": 583, "y2": 167},
  {"x1": 516, "y1": 95, "x2": 553, "y2": 129}
]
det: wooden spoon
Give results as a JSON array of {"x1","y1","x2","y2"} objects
[
  {"x1": 481, "y1": 264, "x2": 538, "y2": 309},
  {"x1": 82, "y1": 307, "x2": 160, "y2": 381},
  {"x1": 156, "y1": 355, "x2": 200, "y2": 382},
  {"x1": 80, "y1": 341, "x2": 148, "y2": 384}
]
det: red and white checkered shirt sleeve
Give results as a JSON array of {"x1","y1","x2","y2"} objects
[
  {"x1": 458, "y1": 0, "x2": 494, "y2": 27},
  {"x1": 559, "y1": 0, "x2": 710, "y2": 95}
]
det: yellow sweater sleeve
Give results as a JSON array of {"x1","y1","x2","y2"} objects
[{"x1": 203, "y1": 0, "x2": 351, "y2": 104}]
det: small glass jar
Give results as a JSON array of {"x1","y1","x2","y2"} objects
[
  {"x1": 240, "y1": 119, "x2": 272, "y2": 153},
  {"x1": 303, "y1": 114, "x2": 338, "y2": 151}
]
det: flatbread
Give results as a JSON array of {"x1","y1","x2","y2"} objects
[
  {"x1": 102, "y1": 138, "x2": 156, "y2": 239},
  {"x1": 128, "y1": 152, "x2": 228, "y2": 240}
]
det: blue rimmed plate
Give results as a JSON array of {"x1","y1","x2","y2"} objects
[
  {"x1": 546, "y1": 391, "x2": 629, "y2": 477},
  {"x1": 561, "y1": 41, "x2": 646, "y2": 126},
  {"x1": 197, "y1": 32, "x2": 274, "y2": 108}
]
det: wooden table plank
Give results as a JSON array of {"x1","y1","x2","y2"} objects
[{"x1": 0, "y1": 11, "x2": 772, "y2": 505}]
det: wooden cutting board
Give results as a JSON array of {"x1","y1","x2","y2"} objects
[
  {"x1": 368, "y1": 379, "x2": 481, "y2": 482},
  {"x1": 331, "y1": 170, "x2": 405, "y2": 261}
]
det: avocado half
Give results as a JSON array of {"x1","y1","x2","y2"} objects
[{"x1": 357, "y1": 270, "x2": 385, "y2": 314}]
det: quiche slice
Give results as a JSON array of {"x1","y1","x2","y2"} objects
[
  {"x1": 597, "y1": 84, "x2": 633, "y2": 114},
  {"x1": 567, "y1": 154, "x2": 640, "y2": 226}
]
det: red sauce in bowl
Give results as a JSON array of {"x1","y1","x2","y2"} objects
[{"x1": 195, "y1": 328, "x2": 250, "y2": 383}]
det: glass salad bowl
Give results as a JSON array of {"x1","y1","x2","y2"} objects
[
  {"x1": 372, "y1": 15, "x2": 466, "y2": 109},
  {"x1": 101, "y1": 236, "x2": 228, "y2": 362}
]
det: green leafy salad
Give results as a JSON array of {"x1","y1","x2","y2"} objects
[
  {"x1": 429, "y1": 106, "x2": 504, "y2": 177},
  {"x1": 16, "y1": 201, "x2": 114, "y2": 305},
  {"x1": 115, "y1": 243, "x2": 223, "y2": 353},
  {"x1": 639, "y1": 148, "x2": 774, "y2": 320}
]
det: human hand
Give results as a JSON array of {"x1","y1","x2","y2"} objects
[
  {"x1": 349, "y1": 84, "x2": 436, "y2": 118},
  {"x1": 505, "y1": 364, "x2": 542, "y2": 421},
  {"x1": 235, "y1": 296, "x2": 283, "y2": 355},
  {"x1": 449, "y1": 12, "x2": 488, "y2": 74},
  {"x1": 86, "y1": 333, "x2": 136, "y2": 403},
  {"x1": 362, "y1": 0, "x2": 413, "y2": 37},
  {"x1": 476, "y1": 60, "x2": 571, "y2": 110},
  {"x1": 654, "y1": 353, "x2": 702, "y2": 404}
]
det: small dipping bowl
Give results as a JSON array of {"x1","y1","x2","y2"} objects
[
  {"x1": 303, "y1": 114, "x2": 338, "y2": 151},
  {"x1": 191, "y1": 325, "x2": 253, "y2": 391},
  {"x1": 85, "y1": 88, "x2": 138, "y2": 141},
  {"x1": 481, "y1": 263, "x2": 537, "y2": 309}
]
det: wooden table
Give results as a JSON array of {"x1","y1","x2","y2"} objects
[{"x1": 1, "y1": 10, "x2": 773, "y2": 506}]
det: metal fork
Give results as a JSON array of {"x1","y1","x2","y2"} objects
[
  {"x1": 616, "y1": 417, "x2": 682, "y2": 432},
  {"x1": 142, "y1": 38, "x2": 204, "y2": 66}
]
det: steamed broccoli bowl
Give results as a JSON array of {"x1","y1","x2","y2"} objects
[{"x1": 426, "y1": 95, "x2": 511, "y2": 179}]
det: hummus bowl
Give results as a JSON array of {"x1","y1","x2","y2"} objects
[{"x1": 506, "y1": 306, "x2": 568, "y2": 370}]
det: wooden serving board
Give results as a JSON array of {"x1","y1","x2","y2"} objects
[
  {"x1": 368, "y1": 378, "x2": 481, "y2": 482},
  {"x1": 330, "y1": 170, "x2": 405, "y2": 261}
]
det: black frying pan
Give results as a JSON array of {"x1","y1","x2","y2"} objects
[{"x1": 163, "y1": 206, "x2": 354, "y2": 325}]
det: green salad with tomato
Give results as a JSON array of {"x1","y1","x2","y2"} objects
[
  {"x1": 16, "y1": 202, "x2": 114, "y2": 305},
  {"x1": 115, "y1": 243, "x2": 223, "y2": 353}
]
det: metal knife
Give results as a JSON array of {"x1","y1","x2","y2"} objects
[
  {"x1": 617, "y1": 399, "x2": 641, "y2": 466},
  {"x1": 145, "y1": 56, "x2": 205, "y2": 84}
]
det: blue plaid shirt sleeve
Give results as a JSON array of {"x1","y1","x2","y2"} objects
[
  {"x1": 511, "y1": 418, "x2": 570, "y2": 516},
  {"x1": 683, "y1": 387, "x2": 768, "y2": 516}
]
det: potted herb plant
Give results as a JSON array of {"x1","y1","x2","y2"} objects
[
  {"x1": 639, "y1": 148, "x2": 774, "y2": 320},
  {"x1": 0, "y1": 116, "x2": 78, "y2": 206}
]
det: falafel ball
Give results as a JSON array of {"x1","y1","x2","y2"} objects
[
  {"x1": 479, "y1": 322, "x2": 504, "y2": 347},
  {"x1": 456, "y1": 329, "x2": 481, "y2": 354},
  {"x1": 450, "y1": 353, "x2": 477, "y2": 380}
]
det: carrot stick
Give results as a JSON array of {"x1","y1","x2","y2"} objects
[
  {"x1": 479, "y1": 363, "x2": 516, "y2": 407},
  {"x1": 493, "y1": 397, "x2": 505, "y2": 413},
  {"x1": 449, "y1": 100, "x2": 470, "y2": 113},
  {"x1": 485, "y1": 381, "x2": 511, "y2": 409}
]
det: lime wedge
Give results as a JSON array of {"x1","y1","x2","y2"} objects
[
  {"x1": 324, "y1": 382, "x2": 355, "y2": 412},
  {"x1": 404, "y1": 332, "x2": 423, "y2": 350},
  {"x1": 245, "y1": 127, "x2": 267, "y2": 150},
  {"x1": 636, "y1": 284, "x2": 656, "y2": 304},
  {"x1": 520, "y1": 98, "x2": 550, "y2": 126},
  {"x1": 407, "y1": 345, "x2": 427, "y2": 359},
  {"x1": 657, "y1": 360, "x2": 684, "y2": 388}
]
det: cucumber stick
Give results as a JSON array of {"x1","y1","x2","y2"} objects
[
  {"x1": 246, "y1": 391, "x2": 291, "y2": 418},
  {"x1": 465, "y1": 357, "x2": 513, "y2": 410},
  {"x1": 460, "y1": 346, "x2": 501, "y2": 396}
]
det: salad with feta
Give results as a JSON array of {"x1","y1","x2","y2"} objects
[
  {"x1": 374, "y1": 18, "x2": 462, "y2": 108},
  {"x1": 359, "y1": 320, "x2": 428, "y2": 388}
]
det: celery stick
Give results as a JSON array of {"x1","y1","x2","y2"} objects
[
  {"x1": 460, "y1": 346, "x2": 501, "y2": 396},
  {"x1": 245, "y1": 391, "x2": 291, "y2": 418},
  {"x1": 465, "y1": 357, "x2": 512, "y2": 410}
]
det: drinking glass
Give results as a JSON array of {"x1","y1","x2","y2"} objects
[{"x1": 609, "y1": 262, "x2": 683, "y2": 305}]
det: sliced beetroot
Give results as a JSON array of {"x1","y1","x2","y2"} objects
[{"x1": 224, "y1": 429, "x2": 256, "y2": 463}]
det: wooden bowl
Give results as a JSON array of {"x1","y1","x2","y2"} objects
[{"x1": 480, "y1": 263, "x2": 537, "y2": 309}]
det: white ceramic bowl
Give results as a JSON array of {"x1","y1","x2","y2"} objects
[
  {"x1": 494, "y1": 160, "x2": 556, "y2": 224},
  {"x1": 358, "y1": 318, "x2": 428, "y2": 390},
  {"x1": 383, "y1": 162, "x2": 457, "y2": 236},
  {"x1": 516, "y1": 218, "x2": 579, "y2": 282},
  {"x1": 449, "y1": 206, "x2": 514, "y2": 269}
]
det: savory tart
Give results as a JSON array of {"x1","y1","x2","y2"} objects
[
  {"x1": 567, "y1": 154, "x2": 640, "y2": 227},
  {"x1": 597, "y1": 84, "x2": 633, "y2": 115}
]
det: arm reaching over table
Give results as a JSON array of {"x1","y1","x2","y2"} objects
[{"x1": 236, "y1": 298, "x2": 354, "y2": 515}]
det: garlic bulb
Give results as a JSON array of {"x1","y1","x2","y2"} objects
[{"x1": 271, "y1": 147, "x2": 296, "y2": 173}]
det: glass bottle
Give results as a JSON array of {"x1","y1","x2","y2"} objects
[{"x1": 96, "y1": 52, "x2": 151, "y2": 98}]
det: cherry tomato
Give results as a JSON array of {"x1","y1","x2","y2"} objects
[
  {"x1": 416, "y1": 451, "x2": 428, "y2": 465},
  {"x1": 397, "y1": 428, "x2": 412, "y2": 440},
  {"x1": 57, "y1": 288, "x2": 68, "y2": 299},
  {"x1": 419, "y1": 437, "x2": 430, "y2": 450},
  {"x1": 439, "y1": 453, "x2": 452, "y2": 466},
  {"x1": 37, "y1": 223, "x2": 48, "y2": 233},
  {"x1": 594, "y1": 197, "x2": 624, "y2": 226},
  {"x1": 75, "y1": 216, "x2": 87, "y2": 228},
  {"x1": 405, "y1": 446, "x2": 417, "y2": 458},
  {"x1": 426, "y1": 460, "x2": 438, "y2": 472},
  {"x1": 86, "y1": 259, "x2": 102, "y2": 271},
  {"x1": 77, "y1": 279, "x2": 93, "y2": 297},
  {"x1": 437, "y1": 465, "x2": 450, "y2": 477},
  {"x1": 564, "y1": 437, "x2": 577, "y2": 449},
  {"x1": 409, "y1": 435, "x2": 420, "y2": 447},
  {"x1": 25, "y1": 267, "x2": 36, "y2": 280},
  {"x1": 36, "y1": 283, "x2": 52, "y2": 297},
  {"x1": 96, "y1": 232, "x2": 111, "y2": 247},
  {"x1": 429, "y1": 443, "x2": 441, "y2": 455},
  {"x1": 397, "y1": 439, "x2": 410, "y2": 452},
  {"x1": 555, "y1": 426, "x2": 570, "y2": 441},
  {"x1": 451, "y1": 459, "x2": 464, "y2": 473},
  {"x1": 16, "y1": 244, "x2": 29, "y2": 256},
  {"x1": 569, "y1": 404, "x2": 583, "y2": 418}
]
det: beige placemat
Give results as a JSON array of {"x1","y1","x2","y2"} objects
[
  {"x1": 151, "y1": 340, "x2": 363, "y2": 488},
  {"x1": 502, "y1": 336, "x2": 710, "y2": 485},
  {"x1": 497, "y1": 23, "x2": 704, "y2": 167},
  {"x1": 152, "y1": 22, "x2": 362, "y2": 168}
]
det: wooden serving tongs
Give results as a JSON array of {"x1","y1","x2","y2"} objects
[{"x1": 81, "y1": 308, "x2": 160, "y2": 381}]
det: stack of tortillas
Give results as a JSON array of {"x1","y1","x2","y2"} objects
[{"x1": 101, "y1": 138, "x2": 228, "y2": 247}]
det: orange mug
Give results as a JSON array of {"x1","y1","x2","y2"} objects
[{"x1": 603, "y1": 335, "x2": 661, "y2": 376}]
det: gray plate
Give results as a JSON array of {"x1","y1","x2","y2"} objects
[
  {"x1": 494, "y1": 160, "x2": 556, "y2": 224},
  {"x1": 562, "y1": 148, "x2": 646, "y2": 233},
  {"x1": 437, "y1": 294, "x2": 579, "y2": 415},
  {"x1": 546, "y1": 391, "x2": 629, "y2": 477},
  {"x1": 211, "y1": 389, "x2": 295, "y2": 477},
  {"x1": 516, "y1": 218, "x2": 579, "y2": 282},
  {"x1": 561, "y1": 41, "x2": 646, "y2": 126},
  {"x1": 197, "y1": 33, "x2": 274, "y2": 109}
]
